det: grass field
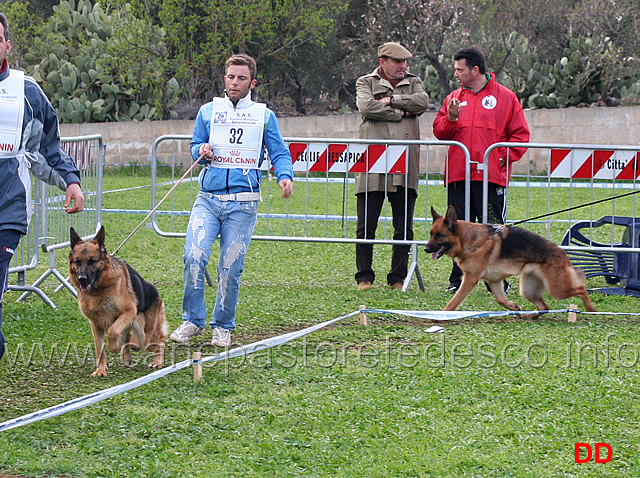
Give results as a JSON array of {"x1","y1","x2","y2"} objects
[{"x1": 1, "y1": 170, "x2": 639, "y2": 477}]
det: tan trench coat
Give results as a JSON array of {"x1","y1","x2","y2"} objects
[{"x1": 355, "y1": 68, "x2": 429, "y2": 194}]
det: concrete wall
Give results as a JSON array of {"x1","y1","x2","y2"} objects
[{"x1": 60, "y1": 106, "x2": 640, "y2": 168}]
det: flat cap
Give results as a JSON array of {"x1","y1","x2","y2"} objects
[{"x1": 377, "y1": 42, "x2": 412, "y2": 60}]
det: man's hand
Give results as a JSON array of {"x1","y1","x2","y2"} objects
[
  {"x1": 381, "y1": 95, "x2": 414, "y2": 117},
  {"x1": 278, "y1": 178, "x2": 293, "y2": 199},
  {"x1": 199, "y1": 143, "x2": 213, "y2": 161},
  {"x1": 447, "y1": 97, "x2": 461, "y2": 122},
  {"x1": 64, "y1": 183, "x2": 85, "y2": 214}
]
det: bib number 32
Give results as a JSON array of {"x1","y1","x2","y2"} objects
[{"x1": 229, "y1": 128, "x2": 244, "y2": 144}]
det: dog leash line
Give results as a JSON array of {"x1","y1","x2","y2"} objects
[
  {"x1": 112, "y1": 154, "x2": 205, "y2": 256},
  {"x1": 509, "y1": 188, "x2": 640, "y2": 227}
]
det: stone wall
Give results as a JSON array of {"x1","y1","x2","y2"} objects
[{"x1": 60, "y1": 107, "x2": 640, "y2": 171}]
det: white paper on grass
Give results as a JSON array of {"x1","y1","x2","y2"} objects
[{"x1": 424, "y1": 325, "x2": 445, "y2": 333}]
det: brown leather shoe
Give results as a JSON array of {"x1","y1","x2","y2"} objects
[
  {"x1": 357, "y1": 281, "x2": 373, "y2": 291},
  {"x1": 390, "y1": 282, "x2": 403, "y2": 290}
]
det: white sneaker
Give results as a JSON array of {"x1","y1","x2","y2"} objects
[
  {"x1": 170, "y1": 321, "x2": 204, "y2": 343},
  {"x1": 211, "y1": 327, "x2": 231, "y2": 347}
]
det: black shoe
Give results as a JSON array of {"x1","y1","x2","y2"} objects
[{"x1": 445, "y1": 284, "x2": 460, "y2": 293}]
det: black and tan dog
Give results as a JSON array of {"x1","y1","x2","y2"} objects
[
  {"x1": 425, "y1": 206, "x2": 596, "y2": 316},
  {"x1": 69, "y1": 226, "x2": 167, "y2": 376}
]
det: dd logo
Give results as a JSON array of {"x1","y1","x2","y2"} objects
[{"x1": 575, "y1": 443, "x2": 612, "y2": 463}]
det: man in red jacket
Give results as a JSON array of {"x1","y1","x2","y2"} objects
[{"x1": 433, "y1": 46, "x2": 530, "y2": 292}]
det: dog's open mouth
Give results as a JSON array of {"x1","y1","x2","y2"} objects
[
  {"x1": 79, "y1": 283, "x2": 92, "y2": 293},
  {"x1": 431, "y1": 245, "x2": 447, "y2": 260},
  {"x1": 425, "y1": 244, "x2": 448, "y2": 260}
]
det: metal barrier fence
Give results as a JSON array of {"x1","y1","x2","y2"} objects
[
  {"x1": 491, "y1": 142, "x2": 640, "y2": 296},
  {"x1": 149, "y1": 136, "x2": 639, "y2": 293},
  {"x1": 485, "y1": 142, "x2": 640, "y2": 251},
  {"x1": 8, "y1": 135, "x2": 104, "y2": 308},
  {"x1": 6, "y1": 180, "x2": 43, "y2": 302},
  {"x1": 150, "y1": 135, "x2": 471, "y2": 290}
]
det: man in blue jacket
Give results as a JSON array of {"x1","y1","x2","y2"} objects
[
  {"x1": 170, "y1": 53, "x2": 293, "y2": 347},
  {"x1": 0, "y1": 13, "x2": 85, "y2": 360}
]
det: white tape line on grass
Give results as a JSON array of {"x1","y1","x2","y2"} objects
[
  {"x1": 363, "y1": 308, "x2": 569, "y2": 320},
  {"x1": 0, "y1": 359, "x2": 192, "y2": 432},
  {"x1": 200, "y1": 312, "x2": 359, "y2": 365},
  {"x1": 363, "y1": 308, "x2": 640, "y2": 320},
  {"x1": 0, "y1": 311, "x2": 359, "y2": 432},
  {"x1": 3, "y1": 307, "x2": 635, "y2": 432},
  {"x1": 579, "y1": 311, "x2": 640, "y2": 316}
]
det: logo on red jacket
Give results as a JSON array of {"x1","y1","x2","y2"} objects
[{"x1": 482, "y1": 95, "x2": 497, "y2": 110}]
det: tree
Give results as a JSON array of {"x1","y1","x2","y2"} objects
[
  {"x1": 468, "y1": 0, "x2": 578, "y2": 64},
  {"x1": 27, "y1": 0, "x2": 179, "y2": 122},
  {"x1": 8, "y1": 0, "x2": 640, "y2": 118},
  {"x1": 122, "y1": 0, "x2": 347, "y2": 115},
  {"x1": 1, "y1": 1, "x2": 43, "y2": 69},
  {"x1": 353, "y1": 0, "x2": 468, "y2": 99},
  {"x1": 348, "y1": 0, "x2": 640, "y2": 108},
  {"x1": 568, "y1": 0, "x2": 640, "y2": 104}
]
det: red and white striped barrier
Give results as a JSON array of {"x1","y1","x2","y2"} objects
[
  {"x1": 263, "y1": 142, "x2": 409, "y2": 174},
  {"x1": 551, "y1": 149, "x2": 640, "y2": 180}
]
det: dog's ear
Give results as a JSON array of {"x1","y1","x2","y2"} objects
[
  {"x1": 70, "y1": 227, "x2": 82, "y2": 248},
  {"x1": 94, "y1": 225, "x2": 107, "y2": 253},
  {"x1": 444, "y1": 205, "x2": 458, "y2": 233},
  {"x1": 430, "y1": 206, "x2": 441, "y2": 220}
]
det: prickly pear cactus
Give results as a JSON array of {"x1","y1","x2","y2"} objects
[{"x1": 28, "y1": 0, "x2": 179, "y2": 122}]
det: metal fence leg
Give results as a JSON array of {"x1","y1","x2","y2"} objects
[
  {"x1": 402, "y1": 243, "x2": 425, "y2": 292},
  {"x1": 54, "y1": 275, "x2": 78, "y2": 297},
  {"x1": 9, "y1": 284, "x2": 57, "y2": 309},
  {"x1": 8, "y1": 271, "x2": 57, "y2": 309},
  {"x1": 15, "y1": 248, "x2": 77, "y2": 305},
  {"x1": 50, "y1": 269, "x2": 78, "y2": 298}
]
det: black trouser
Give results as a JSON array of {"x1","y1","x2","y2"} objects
[
  {"x1": 447, "y1": 181, "x2": 506, "y2": 286},
  {"x1": 0, "y1": 229, "x2": 22, "y2": 361},
  {"x1": 355, "y1": 188, "x2": 417, "y2": 285}
]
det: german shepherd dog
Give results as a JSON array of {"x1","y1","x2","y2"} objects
[
  {"x1": 424, "y1": 206, "x2": 596, "y2": 316},
  {"x1": 69, "y1": 226, "x2": 167, "y2": 376}
]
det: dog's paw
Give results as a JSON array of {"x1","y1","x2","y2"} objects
[
  {"x1": 91, "y1": 368, "x2": 108, "y2": 377},
  {"x1": 148, "y1": 360, "x2": 164, "y2": 369},
  {"x1": 506, "y1": 302, "x2": 522, "y2": 311}
]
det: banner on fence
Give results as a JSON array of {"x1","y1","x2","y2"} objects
[
  {"x1": 550, "y1": 149, "x2": 640, "y2": 179},
  {"x1": 262, "y1": 142, "x2": 408, "y2": 174}
]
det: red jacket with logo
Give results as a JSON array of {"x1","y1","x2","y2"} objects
[{"x1": 432, "y1": 73, "x2": 530, "y2": 186}]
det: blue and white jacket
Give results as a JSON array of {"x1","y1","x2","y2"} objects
[
  {"x1": 0, "y1": 61, "x2": 81, "y2": 234},
  {"x1": 190, "y1": 93, "x2": 293, "y2": 195}
]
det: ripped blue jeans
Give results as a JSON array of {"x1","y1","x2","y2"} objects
[{"x1": 182, "y1": 192, "x2": 258, "y2": 331}]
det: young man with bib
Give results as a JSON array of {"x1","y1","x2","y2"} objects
[{"x1": 170, "y1": 54, "x2": 293, "y2": 347}]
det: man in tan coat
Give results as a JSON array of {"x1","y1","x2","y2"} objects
[{"x1": 355, "y1": 42, "x2": 429, "y2": 290}]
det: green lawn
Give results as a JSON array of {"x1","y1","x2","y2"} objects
[{"x1": 0, "y1": 170, "x2": 638, "y2": 477}]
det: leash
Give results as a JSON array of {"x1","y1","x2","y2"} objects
[
  {"x1": 508, "y1": 188, "x2": 640, "y2": 227},
  {"x1": 112, "y1": 154, "x2": 205, "y2": 256}
]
